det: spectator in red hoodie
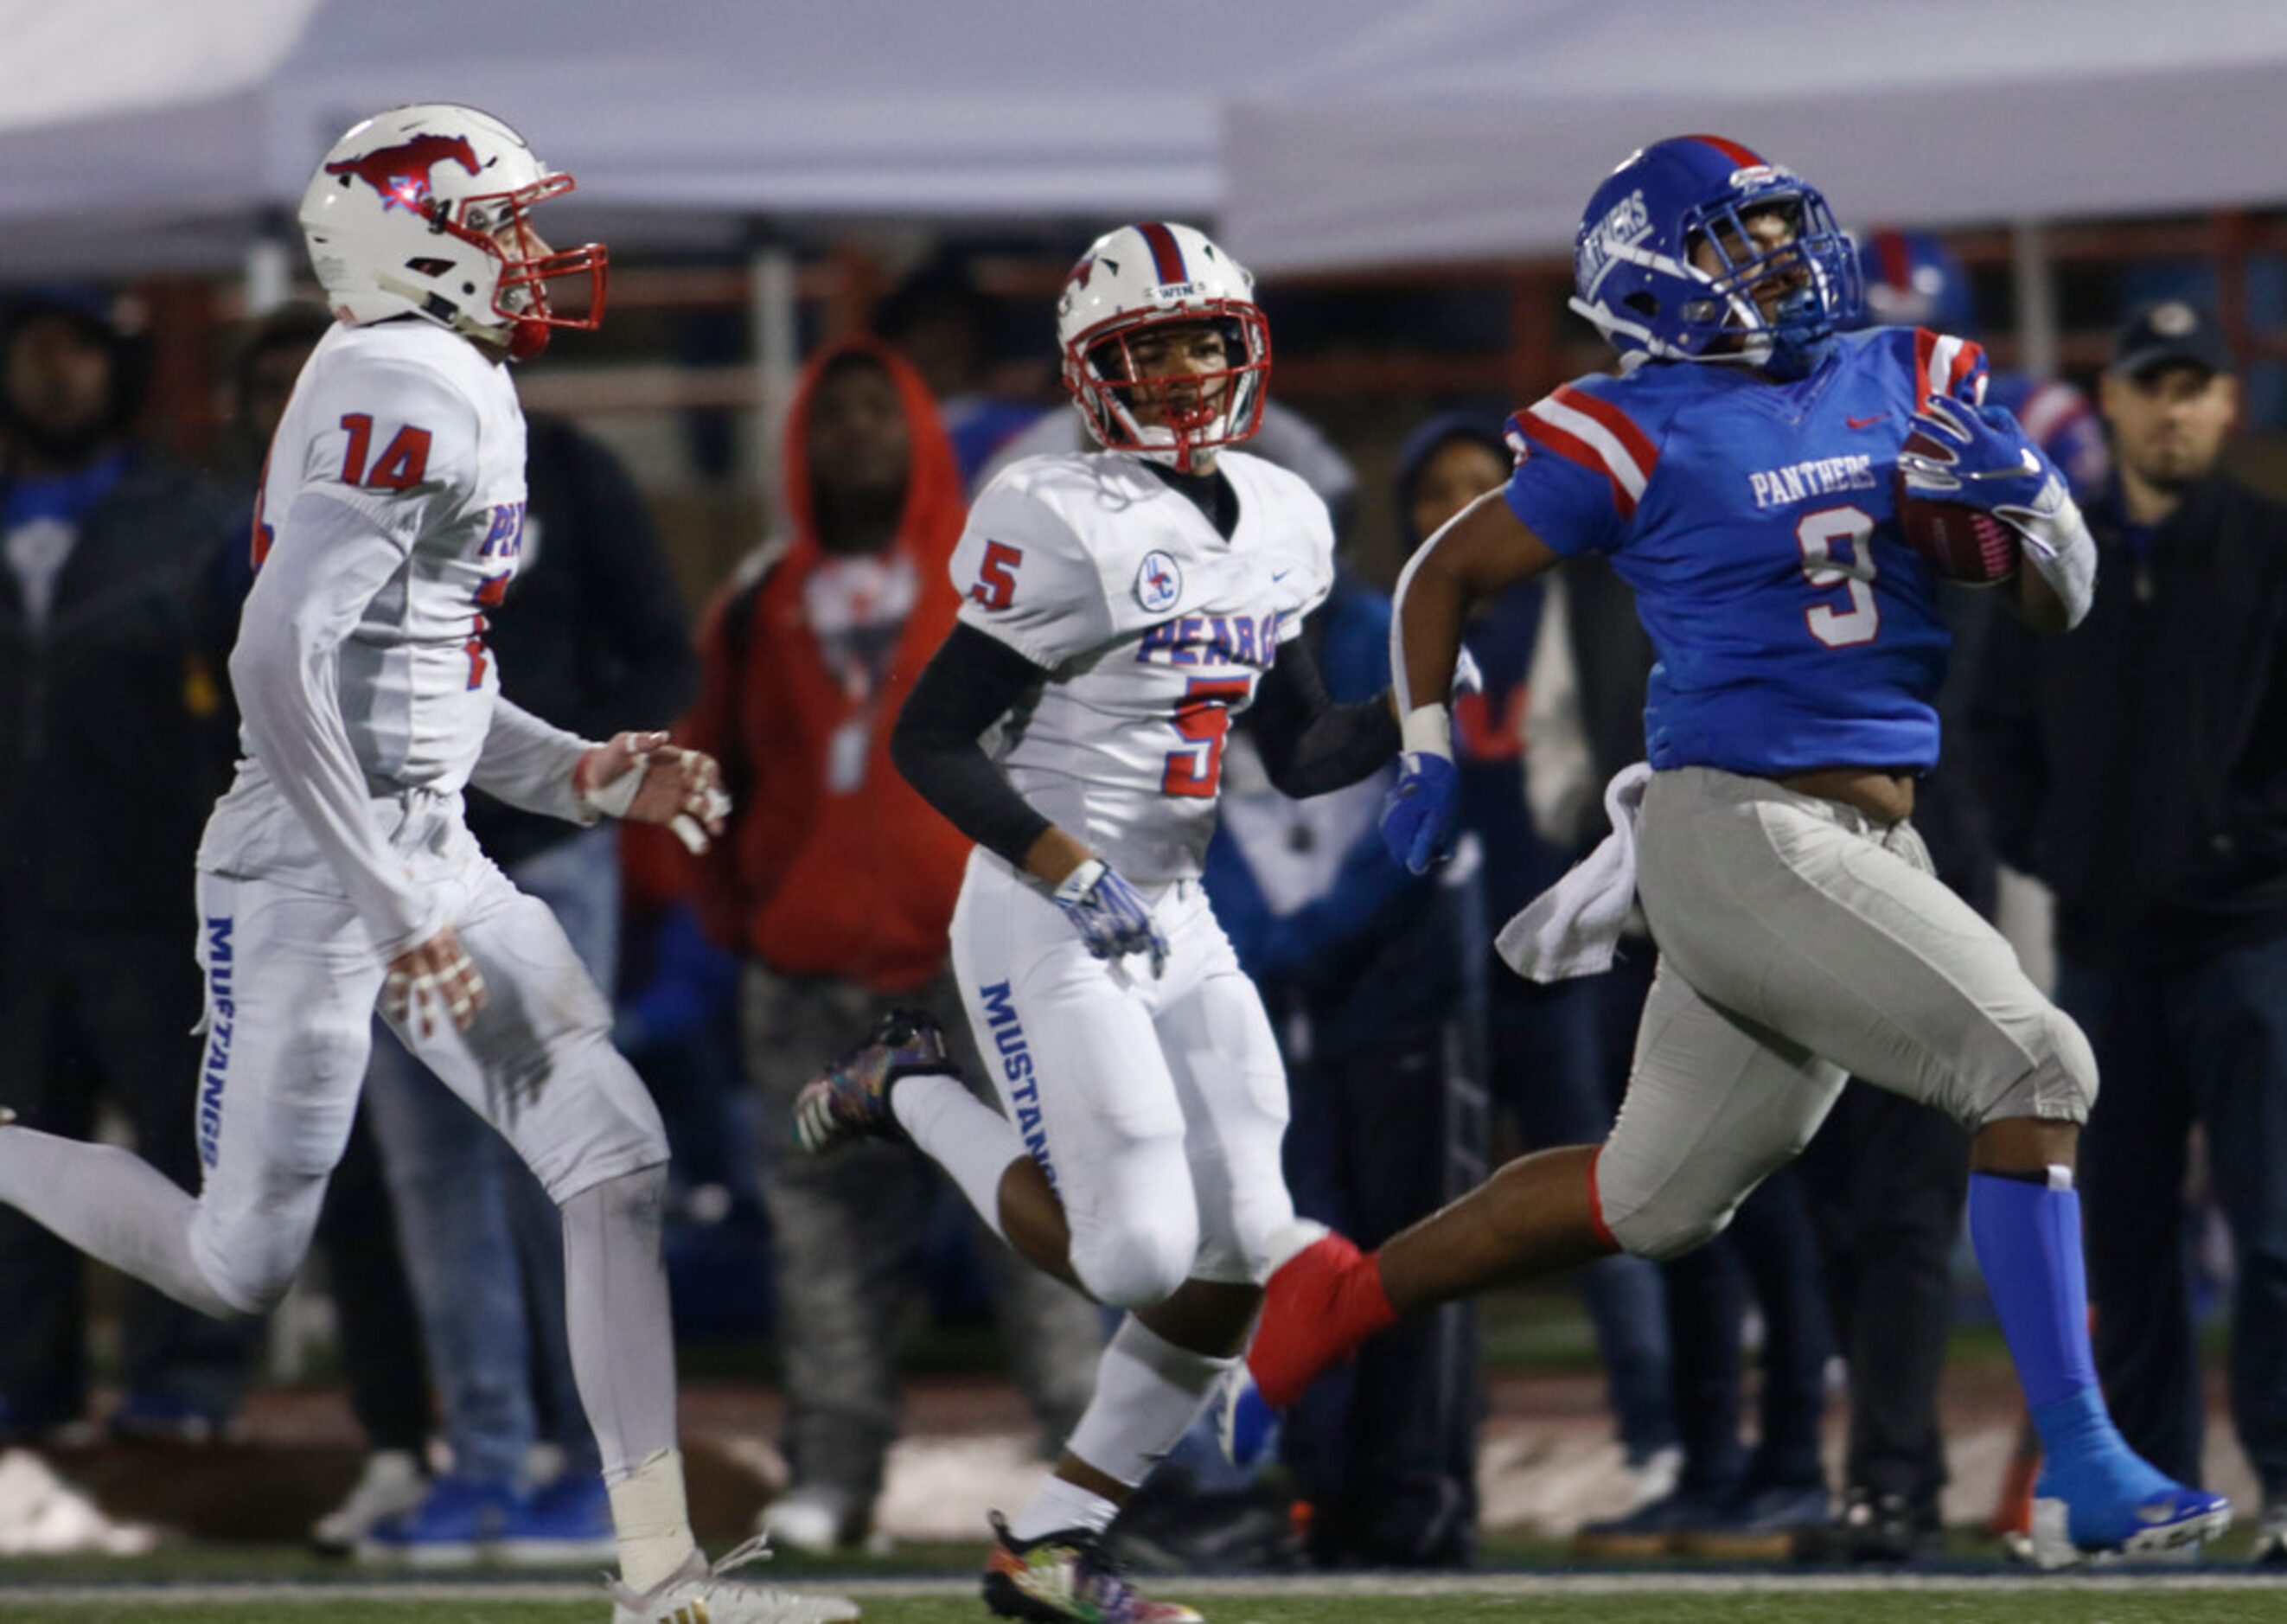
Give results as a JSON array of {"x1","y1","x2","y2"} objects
[{"x1": 683, "y1": 338, "x2": 1099, "y2": 1552}]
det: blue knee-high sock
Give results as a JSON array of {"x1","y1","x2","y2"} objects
[{"x1": 1966, "y1": 1171, "x2": 2125, "y2": 1471}]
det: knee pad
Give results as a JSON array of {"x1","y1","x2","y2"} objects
[
  {"x1": 514, "y1": 1035, "x2": 672, "y2": 1205},
  {"x1": 1607, "y1": 1194, "x2": 1739, "y2": 1263},
  {"x1": 1192, "y1": 1190, "x2": 1295, "y2": 1287},
  {"x1": 1977, "y1": 1006, "x2": 2099, "y2": 1128},
  {"x1": 1596, "y1": 1145, "x2": 1748, "y2": 1263},
  {"x1": 1071, "y1": 1205, "x2": 1198, "y2": 1312},
  {"x1": 196, "y1": 1170, "x2": 327, "y2": 1314}
]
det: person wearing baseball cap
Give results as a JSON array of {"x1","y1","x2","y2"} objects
[
  {"x1": 2109, "y1": 299, "x2": 2236, "y2": 383},
  {"x1": 1971, "y1": 296, "x2": 2287, "y2": 1563}
]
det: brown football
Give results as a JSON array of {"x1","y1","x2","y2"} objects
[{"x1": 1893, "y1": 429, "x2": 2021, "y2": 586}]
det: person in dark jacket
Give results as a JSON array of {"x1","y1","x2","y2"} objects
[
  {"x1": 1971, "y1": 301, "x2": 2287, "y2": 1563},
  {"x1": 0, "y1": 285, "x2": 259, "y2": 1442}
]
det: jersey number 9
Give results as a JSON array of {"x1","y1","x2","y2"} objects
[{"x1": 1797, "y1": 506, "x2": 1880, "y2": 649}]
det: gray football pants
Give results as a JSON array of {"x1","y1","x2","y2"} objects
[
  {"x1": 1597, "y1": 767, "x2": 2095, "y2": 1261},
  {"x1": 744, "y1": 965, "x2": 1101, "y2": 1504}
]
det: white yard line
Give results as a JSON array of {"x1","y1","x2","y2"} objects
[{"x1": 7, "y1": 1570, "x2": 2287, "y2": 1605}]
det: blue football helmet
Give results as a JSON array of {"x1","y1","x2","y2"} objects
[
  {"x1": 1855, "y1": 228, "x2": 1977, "y2": 335},
  {"x1": 1569, "y1": 134, "x2": 1861, "y2": 378}
]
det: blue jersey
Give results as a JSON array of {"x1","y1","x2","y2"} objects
[{"x1": 1502, "y1": 325, "x2": 1992, "y2": 777}]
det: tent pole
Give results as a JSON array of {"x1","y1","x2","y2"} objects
[
  {"x1": 244, "y1": 208, "x2": 294, "y2": 317},
  {"x1": 749, "y1": 222, "x2": 799, "y2": 535},
  {"x1": 2010, "y1": 221, "x2": 2058, "y2": 381}
]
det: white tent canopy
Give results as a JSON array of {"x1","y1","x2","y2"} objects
[
  {"x1": 1220, "y1": 0, "x2": 2287, "y2": 273},
  {"x1": 0, "y1": 0, "x2": 1403, "y2": 278},
  {"x1": 3, "y1": 0, "x2": 2281, "y2": 282}
]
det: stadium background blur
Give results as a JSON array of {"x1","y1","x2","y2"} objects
[{"x1": 5, "y1": 0, "x2": 2287, "y2": 1587}]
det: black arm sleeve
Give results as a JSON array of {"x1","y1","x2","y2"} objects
[
  {"x1": 1249, "y1": 631, "x2": 1401, "y2": 798},
  {"x1": 891, "y1": 621, "x2": 1057, "y2": 870}
]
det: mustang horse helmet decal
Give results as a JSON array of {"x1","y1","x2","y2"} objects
[{"x1": 324, "y1": 132, "x2": 483, "y2": 214}]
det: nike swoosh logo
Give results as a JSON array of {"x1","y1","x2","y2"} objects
[
  {"x1": 1272, "y1": 569, "x2": 1292, "y2": 582},
  {"x1": 1846, "y1": 414, "x2": 1888, "y2": 430}
]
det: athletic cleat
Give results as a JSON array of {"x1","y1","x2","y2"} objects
[
  {"x1": 609, "y1": 1535, "x2": 860, "y2": 1623},
  {"x1": 1212, "y1": 1365, "x2": 1279, "y2": 1471},
  {"x1": 312, "y1": 1450, "x2": 428, "y2": 1555},
  {"x1": 2253, "y1": 1499, "x2": 2287, "y2": 1565},
  {"x1": 356, "y1": 1472, "x2": 524, "y2": 1566},
  {"x1": 981, "y1": 1513, "x2": 1202, "y2": 1622},
  {"x1": 2028, "y1": 1473, "x2": 2232, "y2": 1569},
  {"x1": 791, "y1": 1008, "x2": 954, "y2": 1155},
  {"x1": 492, "y1": 1469, "x2": 618, "y2": 1567}
]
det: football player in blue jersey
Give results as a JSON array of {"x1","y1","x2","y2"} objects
[{"x1": 1233, "y1": 135, "x2": 2228, "y2": 1567}]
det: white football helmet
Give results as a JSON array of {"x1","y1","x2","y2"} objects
[
  {"x1": 1056, "y1": 221, "x2": 1270, "y2": 473},
  {"x1": 299, "y1": 104, "x2": 606, "y2": 361}
]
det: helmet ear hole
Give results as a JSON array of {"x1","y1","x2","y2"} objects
[
  {"x1": 1623, "y1": 292, "x2": 1659, "y2": 319},
  {"x1": 1087, "y1": 337, "x2": 1128, "y2": 381}
]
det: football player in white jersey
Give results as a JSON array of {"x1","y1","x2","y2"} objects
[
  {"x1": 0, "y1": 105, "x2": 856, "y2": 1624},
  {"x1": 792, "y1": 223, "x2": 1403, "y2": 1622}
]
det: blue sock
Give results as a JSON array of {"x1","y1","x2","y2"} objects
[
  {"x1": 1970, "y1": 1172, "x2": 2179, "y2": 1503},
  {"x1": 1965, "y1": 1170, "x2": 2097, "y2": 1416}
]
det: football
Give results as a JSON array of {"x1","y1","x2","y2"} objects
[{"x1": 1893, "y1": 426, "x2": 2022, "y2": 586}]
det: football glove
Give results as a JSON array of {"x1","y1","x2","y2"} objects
[
  {"x1": 1381, "y1": 750, "x2": 1460, "y2": 875},
  {"x1": 1053, "y1": 859, "x2": 1169, "y2": 978},
  {"x1": 1897, "y1": 396, "x2": 2096, "y2": 627}
]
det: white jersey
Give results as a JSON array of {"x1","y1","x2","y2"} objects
[
  {"x1": 200, "y1": 319, "x2": 589, "y2": 958},
  {"x1": 950, "y1": 450, "x2": 1334, "y2": 883}
]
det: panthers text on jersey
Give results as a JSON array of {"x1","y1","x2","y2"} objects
[
  {"x1": 949, "y1": 450, "x2": 1334, "y2": 883},
  {"x1": 1504, "y1": 325, "x2": 1990, "y2": 777},
  {"x1": 199, "y1": 318, "x2": 546, "y2": 954}
]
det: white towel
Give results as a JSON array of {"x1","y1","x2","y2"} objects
[{"x1": 1496, "y1": 762, "x2": 1654, "y2": 982}]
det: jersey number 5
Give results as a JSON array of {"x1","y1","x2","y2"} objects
[
  {"x1": 969, "y1": 541, "x2": 1023, "y2": 610},
  {"x1": 1797, "y1": 506, "x2": 1880, "y2": 649},
  {"x1": 1162, "y1": 675, "x2": 1253, "y2": 798}
]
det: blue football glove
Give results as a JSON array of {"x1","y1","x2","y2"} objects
[
  {"x1": 1381, "y1": 751, "x2": 1460, "y2": 875},
  {"x1": 1898, "y1": 395, "x2": 2057, "y2": 515},
  {"x1": 1899, "y1": 394, "x2": 2096, "y2": 623},
  {"x1": 1053, "y1": 858, "x2": 1169, "y2": 978}
]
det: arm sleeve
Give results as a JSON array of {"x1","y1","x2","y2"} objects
[
  {"x1": 470, "y1": 698, "x2": 596, "y2": 823},
  {"x1": 229, "y1": 489, "x2": 441, "y2": 957},
  {"x1": 949, "y1": 476, "x2": 1114, "y2": 667},
  {"x1": 1249, "y1": 632, "x2": 1399, "y2": 798},
  {"x1": 889, "y1": 622, "x2": 1057, "y2": 870}
]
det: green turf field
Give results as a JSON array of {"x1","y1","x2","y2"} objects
[{"x1": 12, "y1": 1577, "x2": 2287, "y2": 1624}]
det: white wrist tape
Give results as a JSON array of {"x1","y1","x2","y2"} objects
[
  {"x1": 1055, "y1": 858, "x2": 1108, "y2": 904},
  {"x1": 2003, "y1": 482, "x2": 2097, "y2": 630},
  {"x1": 1401, "y1": 704, "x2": 1454, "y2": 759},
  {"x1": 578, "y1": 760, "x2": 645, "y2": 820}
]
